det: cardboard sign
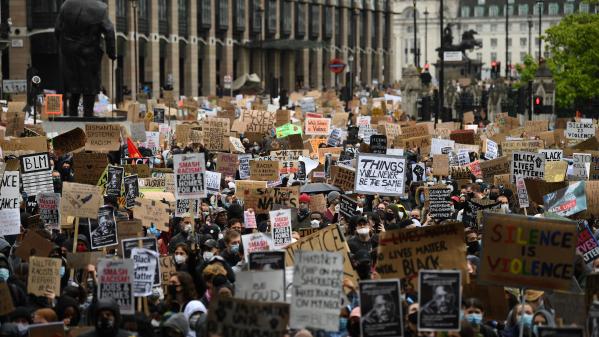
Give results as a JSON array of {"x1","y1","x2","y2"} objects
[
  {"x1": 480, "y1": 156, "x2": 511, "y2": 183},
  {"x1": 84, "y1": 124, "x2": 121, "y2": 152},
  {"x1": 235, "y1": 270, "x2": 285, "y2": 303},
  {"x1": 174, "y1": 153, "x2": 206, "y2": 199},
  {"x1": 242, "y1": 109, "x2": 276, "y2": 133},
  {"x1": 159, "y1": 256, "x2": 176, "y2": 287},
  {"x1": 97, "y1": 259, "x2": 134, "y2": 315},
  {"x1": 117, "y1": 220, "x2": 144, "y2": 242},
  {"x1": 14, "y1": 230, "x2": 54, "y2": 261},
  {"x1": 545, "y1": 161, "x2": 568, "y2": 182},
  {"x1": 60, "y1": 182, "x2": 103, "y2": 219},
  {"x1": 511, "y1": 151, "x2": 545, "y2": 182},
  {"x1": 242, "y1": 186, "x2": 300, "y2": 214},
  {"x1": 0, "y1": 171, "x2": 21, "y2": 235},
  {"x1": 38, "y1": 192, "x2": 60, "y2": 229},
  {"x1": 418, "y1": 270, "x2": 462, "y2": 331},
  {"x1": 566, "y1": 121, "x2": 595, "y2": 140},
  {"x1": 539, "y1": 149, "x2": 563, "y2": 162},
  {"x1": 462, "y1": 280, "x2": 509, "y2": 321},
  {"x1": 305, "y1": 117, "x2": 331, "y2": 136},
  {"x1": 543, "y1": 181, "x2": 587, "y2": 217},
  {"x1": 399, "y1": 124, "x2": 429, "y2": 139},
  {"x1": 432, "y1": 154, "x2": 449, "y2": 176},
  {"x1": 206, "y1": 297, "x2": 289, "y2": 337},
  {"x1": 270, "y1": 209, "x2": 292, "y2": 248},
  {"x1": 0, "y1": 136, "x2": 47, "y2": 156},
  {"x1": 229, "y1": 136, "x2": 246, "y2": 153},
  {"x1": 355, "y1": 154, "x2": 406, "y2": 196},
  {"x1": 428, "y1": 186, "x2": 453, "y2": 220},
  {"x1": 0, "y1": 282, "x2": 14, "y2": 316},
  {"x1": 376, "y1": 222, "x2": 467, "y2": 281},
  {"x1": 130, "y1": 247, "x2": 159, "y2": 296},
  {"x1": 516, "y1": 176, "x2": 530, "y2": 208},
  {"x1": 501, "y1": 139, "x2": 543, "y2": 156},
  {"x1": 132, "y1": 198, "x2": 170, "y2": 231},
  {"x1": 215, "y1": 153, "x2": 238, "y2": 178},
  {"x1": 250, "y1": 160, "x2": 281, "y2": 181},
  {"x1": 27, "y1": 256, "x2": 61, "y2": 296},
  {"x1": 332, "y1": 166, "x2": 356, "y2": 192},
  {"x1": 290, "y1": 251, "x2": 343, "y2": 332},
  {"x1": 51, "y1": 127, "x2": 86, "y2": 155},
  {"x1": 308, "y1": 193, "x2": 327, "y2": 214},
  {"x1": 73, "y1": 152, "x2": 108, "y2": 185},
  {"x1": 479, "y1": 213, "x2": 577, "y2": 290},
  {"x1": 450, "y1": 129, "x2": 475, "y2": 144},
  {"x1": 203, "y1": 117, "x2": 230, "y2": 151},
  {"x1": 28, "y1": 322, "x2": 65, "y2": 337}
]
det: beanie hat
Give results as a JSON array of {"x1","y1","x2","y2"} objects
[
  {"x1": 327, "y1": 191, "x2": 341, "y2": 203},
  {"x1": 299, "y1": 193, "x2": 311, "y2": 204}
]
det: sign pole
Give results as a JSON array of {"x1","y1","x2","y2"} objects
[
  {"x1": 518, "y1": 288, "x2": 526, "y2": 337},
  {"x1": 69, "y1": 217, "x2": 80, "y2": 281}
]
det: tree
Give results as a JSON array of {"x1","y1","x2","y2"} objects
[
  {"x1": 544, "y1": 13, "x2": 599, "y2": 108},
  {"x1": 513, "y1": 55, "x2": 538, "y2": 89}
]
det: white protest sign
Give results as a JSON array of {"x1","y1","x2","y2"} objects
[
  {"x1": 97, "y1": 259, "x2": 134, "y2": 315},
  {"x1": 244, "y1": 210, "x2": 257, "y2": 229},
  {"x1": 235, "y1": 270, "x2": 285, "y2": 303},
  {"x1": 431, "y1": 138, "x2": 455, "y2": 155},
  {"x1": 174, "y1": 153, "x2": 206, "y2": 199},
  {"x1": 565, "y1": 122, "x2": 595, "y2": 140},
  {"x1": 130, "y1": 247, "x2": 159, "y2": 297},
  {"x1": 511, "y1": 152, "x2": 545, "y2": 182},
  {"x1": 539, "y1": 149, "x2": 563, "y2": 162},
  {"x1": 355, "y1": 154, "x2": 406, "y2": 196},
  {"x1": 387, "y1": 148, "x2": 405, "y2": 157},
  {"x1": 204, "y1": 171, "x2": 221, "y2": 194},
  {"x1": 19, "y1": 153, "x2": 53, "y2": 195},
  {"x1": 0, "y1": 171, "x2": 20, "y2": 235},
  {"x1": 290, "y1": 251, "x2": 344, "y2": 332},
  {"x1": 269, "y1": 209, "x2": 292, "y2": 248},
  {"x1": 572, "y1": 153, "x2": 591, "y2": 180},
  {"x1": 457, "y1": 150, "x2": 471, "y2": 166},
  {"x1": 144, "y1": 131, "x2": 160, "y2": 154},
  {"x1": 516, "y1": 176, "x2": 529, "y2": 209},
  {"x1": 238, "y1": 154, "x2": 252, "y2": 180},
  {"x1": 241, "y1": 232, "x2": 274, "y2": 262},
  {"x1": 485, "y1": 139, "x2": 498, "y2": 160}
]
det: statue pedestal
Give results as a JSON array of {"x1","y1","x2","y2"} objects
[{"x1": 435, "y1": 58, "x2": 483, "y2": 82}]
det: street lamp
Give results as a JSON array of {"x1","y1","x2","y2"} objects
[
  {"x1": 505, "y1": 0, "x2": 509, "y2": 79},
  {"x1": 129, "y1": 0, "x2": 139, "y2": 99},
  {"x1": 437, "y1": 0, "x2": 444, "y2": 126},
  {"x1": 536, "y1": 0, "x2": 544, "y2": 63},
  {"x1": 424, "y1": 8, "x2": 429, "y2": 64},
  {"x1": 527, "y1": 14, "x2": 533, "y2": 56},
  {"x1": 412, "y1": 0, "x2": 418, "y2": 67}
]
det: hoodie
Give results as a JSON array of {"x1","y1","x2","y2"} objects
[
  {"x1": 162, "y1": 313, "x2": 190, "y2": 337},
  {"x1": 533, "y1": 309, "x2": 556, "y2": 327},
  {"x1": 183, "y1": 301, "x2": 207, "y2": 337}
]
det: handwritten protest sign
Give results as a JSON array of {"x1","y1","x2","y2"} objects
[
  {"x1": 376, "y1": 222, "x2": 467, "y2": 282},
  {"x1": 203, "y1": 117, "x2": 230, "y2": 151},
  {"x1": 485, "y1": 139, "x2": 499, "y2": 159},
  {"x1": 572, "y1": 153, "x2": 591, "y2": 180},
  {"x1": 480, "y1": 156, "x2": 510, "y2": 183},
  {"x1": 174, "y1": 198, "x2": 199, "y2": 217},
  {"x1": 250, "y1": 160, "x2": 281, "y2": 181},
  {"x1": 60, "y1": 182, "x2": 103, "y2": 219},
  {"x1": 51, "y1": 127, "x2": 87, "y2": 155},
  {"x1": 479, "y1": 213, "x2": 577, "y2": 290},
  {"x1": 0, "y1": 282, "x2": 14, "y2": 316},
  {"x1": 270, "y1": 209, "x2": 292, "y2": 248},
  {"x1": 174, "y1": 153, "x2": 206, "y2": 199},
  {"x1": 237, "y1": 153, "x2": 252, "y2": 180},
  {"x1": 215, "y1": 153, "x2": 238, "y2": 177},
  {"x1": 543, "y1": 181, "x2": 587, "y2": 217},
  {"x1": 235, "y1": 270, "x2": 285, "y2": 303},
  {"x1": 159, "y1": 256, "x2": 176, "y2": 287},
  {"x1": 305, "y1": 117, "x2": 331, "y2": 136},
  {"x1": 14, "y1": 230, "x2": 53, "y2": 262},
  {"x1": 130, "y1": 247, "x2": 159, "y2": 296},
  {"x1": 19, "y1": 152, "x2": 53, "y2": 195},
  {"x1": 290, "y1": 251, "x2": 343, "y2": 332},
  {"x1": 242, "y1": 186, "x2": 299, "y2": 214},
  {"x1": 511, "y1": 152, "x2": 545, "y2": 182},
  {"x1": 332, "y1": 166, "x2": 356, "y2": 192},
  {"x1": 501, "y1": 139, "x2": 543, "y2": 156},
  {"x1": 242, "y1": 109, "x2": 276, "y2": 133},
  {"x1": 206, "y1": 297, "x2": 289, "y2": 337},
  {"x1": 565, "y1": 121, "x2": 595, "y2": 140},
  {"x1": 73, "y1": 152, "x2": 108, "y2": 185},
  {"x1": 85, "y1": 124, "x2": 121, "y2": 152},
  {"x1": 132, "y1": 198, "x2": 170, "y2": 231},
  {"x1": 204, "y1": 171, "x2": 222, "y2": 194},
  {"x1": 27, "y1": 256, "x2": 61, "y2": 296},
  {"x1": 0, "y1": 171, "x2": 21, "y2": 235},
  {"x1": 577, "y1": 224, "x2": 599, "y2": 264},
  {"x1": 97, "y1": 259, "x2": 134, "y2": 315},
  {"x1": 243, "y1": 210, "x2": 257, "y2": 229},
  {"x1": 355, "y1": 154, "x2": 405, "y2": 196},
  {"x1": 428, "y1": 186, "x2": 453, "y2": 219}
]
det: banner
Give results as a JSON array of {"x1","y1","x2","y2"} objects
[
  {"x1": 0, "y1": 171, "x2": 20, "y2": 235},
  {"x1": 97, "y1": 259, "x2": 134, "y2": 315},
  {"x1": 27, "y1": 256, "x2": 61, "y2": 296},
  {"x1": 376, "y1": 222, "x2": 467, "y2": 281},
  {"x1": 418, "y1": 270, "x2": 462, "y2": 331},
  {"x1": 359, "y1": 280, "x2": 403, "y2": 337},
  {"x1": 19, "y1": 152, "x2": 53, "y2": 195},
  {"x1": 174, "y1": 153, "x2": 206, "y2": 199},
  {"x1": 235, "y1": 270, "x2": 285, "y2": 303},
  {"x1": 543, "y1": 181, "x2": 587, "y2": 217},
  {"x1": 269, "y1": 209, "x2": 292, "y2": 248},
  {"x1": 130, "y1": 247, "x2": 159, "y2": 296},
  {"x1": 479, "y1": 213, "x2": 577, "y2": 290},
  {"x1": 290, "y1": 251, "x2": 343, "y2": 332},
  {"x1": 355, "y1": 154, "x2": 406, "y2": 196}
]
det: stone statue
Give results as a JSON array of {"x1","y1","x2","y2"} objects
[
  {"x1": 55, "y1": 0, "x2": 116, "y2": 117},
  {"x1": 437, "y1": 24, "x2": 483, "y2": 59}
]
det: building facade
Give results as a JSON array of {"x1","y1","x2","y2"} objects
[
  {"x1": 392, "y1": 0, "x2": 597, "y2": 81},
  {"x1": 5, "y1": 0, "x2": 395, "y2": 101}
]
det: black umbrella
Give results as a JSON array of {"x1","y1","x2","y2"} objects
[{"x1": 300, "y1": 183, "x2": 342, "y2": 194}]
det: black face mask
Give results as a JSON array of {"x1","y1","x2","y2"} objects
[
  {"x1": 347, "y1": 321, "x2": 360, "y2": 337},
  {"x1": 386, "y1": 213, "x2": 395, "y2": 222},
  {"x1": 357, "y1": 262, "x2": 371, "y2": 280},
  {"x1": 468, "y1": 192, "x2": 475, "y2": 199},
  {"x1": 489, "y1": 192, "x2": 499, "y2": 200},
  {"x1": 467, "y1": 240, "x2": 480, "y2": 255},
  {"x1": 167, "y1": 285, "x2": 178, "y2": 298},
  {"x1": 408, "y1": 312, "x2": 418, "y2": 325},
  {"x1": 455, "y1": 202, "x2": 466, "y2": 211},
  {"x1": 96, "y1": 317, "x2": 117, "y2": 337}
]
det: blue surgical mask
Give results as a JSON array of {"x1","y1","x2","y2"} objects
[
  {"x1": 466, "y1": 313, "x2": 483, "y2": 326},
  {"x1": 533, "y1": 325, "x2": 539, "y2": 336},
  {"x1": 339, "y1": 317, "x2": 348, "y2": 331},
  {"x1": 60, "y1": 266, "x2": 66, "y2": 278},
  {"x1": 0, "y1": 267, "x2": 9, "y2": 281},
  {"x1": 230, "y1": 244, "x2": 240, "y2": 254},
  {"x1": 519, "y1": 313, "x2": 533, "y2": 328}
]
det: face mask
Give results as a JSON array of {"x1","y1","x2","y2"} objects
[
  {"x1": 386, "y1": 213, "x2": 395, "y2": 221},
  {"x1": 218, "y1": 233, "x2": 224, "y2": 240},
  {"x1": 408, "y1": 312, "x2": 418, "y2": 325},
  {"x1": 419, "y1": 194, "x2": 425, "y2": 204},
  {"x1": 203, "y1": 251, "x2": 214, "y2": 260},
  {"x1": 184, "y1": 224, "x2": 193, "y2": 233},
  {"x1": 60, "y1": 266, "x2": 66, "y2": 278},
  {"x1": 96, "y1": 317, "x2": 116, "y2": 336},
  {"x1": 356, "y1": 228, "x2": 370, "y2": 236},
  {"x1": 167, "y1": 285, "x2": 178, "y2": 297},
  {"x1": 154, "y1": 159, "x2": 162, "y2": 165},
  {"x1": 489, "y1": 192, "x2": 499, "y2": 200},
  {"x1": 466, "y1": 313, "x2": 483, "y2": 326},
  {"x1": 467, "y1": 241, "x2": 480, "y2": 254},
  {"x1": 174, "y1": 255, "x2": 187, "y2": 265},
  {"x1": 339, "y1": 317, "x2": 348, "y2": 331},
  {"x1": 519, "y1": 313, "x2": 533, "y2": 328},
  {"x1": 501, "y1": 204, "x2": 510, "y2": 213},
  {"x1": 151, "y1": 319, "x2": 161, "y2": 328},
  {"x1": 0, "y1": 267, "x2": 9, "y2": 281},
  {"x1": 230, "y1": 244, "x2": 240, "y2": 254},
  {"x1": 335, "y1": 204, "x2": 340, "y2": 213},
  {"x1": 16, "y1": 323, "x2": 28, "y2": 336},
  {"x1": 310, "y1": 220, "x2": 320, "y2": 228}
]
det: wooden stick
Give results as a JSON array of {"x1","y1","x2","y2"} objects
[{"x1": 69, "y1": 217, "x2": 80, "y2": 280}]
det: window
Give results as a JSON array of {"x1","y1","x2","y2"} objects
[
  {"x1": 323, "y1": 6, "x2": 332, "y2": 40},
  {"x1": 217, "y1": 0, "x2": 229, "y2": 30},
  {"x1": 474, "y1": 6, "x2": 484, "y2": 17},
  {"x1": 520, "y1": 52, "x2": 526, "y2": 62},
  {"x1": 489, "y1": 5, "x2": 499, "y2": 16},
  {"x1": 490, "y1": 24, "x2": 497, "y2": 32},
  {"x1": 491, "y1": 52, "x2": 497, "y2": 61},
  {"x1": 476, "y1": 24, "x2": 483, "y2": 32},
  {"x1": 507, "y1": 52, "x2": 512, "y2": 63},
  {"x1": 178, "y1": 0, "x2": 188, "y2": 37},
  {"x1": 335, "y1": 7, "x2": 341, "y2": 45},
  {"x1": 235, "y1": 0, "x2": 245, "y2": 32},
  {"x1": 564, "y1": 3, "x2": 574, "y2": 15},
  {"x1": 504, "y1": 4, "x2": 514, "y2": 16},
  {"x1": 159, "y1": 0, "x2": 169, "y2": 35},
  {"x1": 535, "y1": 37, "x2": 540, "y2": 46},
  {"x1": 533, "y1": 3, "x2": 544, "y2": 15},
  {"x1": 518, "y1": 4, "x2": 528, "y2": 16},
  {"x1": 407, "y1": 26, "x2": 413, "y2": 33},
  {"x1": 310, "y1": 4, "x2": 319, "y2": 39},
  {"x1": 296, "y1": 2, "x2": 305, "y2": 38},
  {"x1": 251, "y1": 0, "x2": 261, "y2": 35},
  {"x1": 491, "y1": 38, "x2": 497, "y2": 48},
  {"x1": 477, "y1": 0, "x2": 485, "y2": 5},
  {"x1": 476, "y1": 52, "x2": 482, "y2": 61},
  {"x1": 520, "y1": 22, "x2": 527, "y2": 32},
  {"x1": 281, "y1": 1, "x2": 291, "y2": 36},
  {"x1": 461, "y1": 6, "x2": 471, "y2": 17},
  {"x1": 507, "y1": 38, "x2": 512, "y2": 47},
  {"x1": 580, "y1": 3, "x2": 590, "y2": 13},
  {"x1": 200, "y1": 0, "x2": 211, "y2": 30},
  {"x1": 548, "y1": 3, "x2": 559, "y2": 15},
  {"x1": 266, "y1": 0, "x2": 276, "y2": 35},
  {"x1": 117, "y1": 0, "x2": 127, "y2": 16},
  {"x1": 520, "y1": 37, "x2": 527, "y2": 47}
]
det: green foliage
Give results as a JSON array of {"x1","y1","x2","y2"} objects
[
  {"x1": 513, "y1": 55, "x2": 538, "y2": 89},
  {"x1": 545, "y1": 13, "x2": 599, "y2": 107}
]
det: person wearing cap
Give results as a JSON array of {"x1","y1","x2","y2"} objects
[
  {"x1": 212, "y1": 207, "x2": 229, "y2": 230},
  {"x1": 347, "y1": 215, "x2": 378, "y2": 256},
  {"x1": 325, "y1": 191, "x2": 341, "y2": 223},
  {"x1": 296, "y1": 193, "x2": 312, "y2": 228},
  {"x1": 524, "y1": 290, "x2": 546, "y2": 312}
]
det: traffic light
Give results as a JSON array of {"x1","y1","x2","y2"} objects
[
  {"x1": 491, "y1": 61, "x2": 497, "y2": 78},
  {"x1": 534, "y1": 95, "x2": 544, "y2": 114}
]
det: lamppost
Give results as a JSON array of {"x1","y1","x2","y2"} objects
[
  {"x1": 424, "y1": 8, "x2": 429, "y2": 65},
  {"x1": 437, "y1": 0, "x2": 444, "y2": 126},
  {"x1": 129, "y1": 0, "x2": 139, "y2": 98},
  {"x1": 412, "y1": 0, "x2": 418, "y2": 67},
  {"x1": 527, "y1": 14, "x2": 533, "y2": 56},
  {"x1": 536, "y1": 0, "x2": 543, "y2": 63},
  {"x1": 505, "y1": 0, "x2": 509, "y2": 79}
]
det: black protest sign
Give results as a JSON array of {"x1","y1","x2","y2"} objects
[
  {"x1": 359, "y1": 280, "x2": 403, "y2": 337},
  {"x1": 537, "y1": 327, "x2": 583, "y2": 337},
  {"x1": 249, "y1": 251, "x2": 286, "y2": 271},
  {"x1": 19, "y1": 152, "x2": 53, "y2": 195},
  {"x1": 296, "y1": 161, "x2": 306, "y2": 181},
  {"x1": 153, "y1": 107, "x2": 165, "y2": 123},
  {"x1": 26, "y1": 195, "x2": 38, "y2": 214},
  {"x1": 411, "y1": 163, "x2": 426, "y2": 182},
  {"x1": 418, "y1": 270, "x2": 461, "y2": 331},
  {"x1": 339, "y1": 194, "x2": 359, "y2": 218},
  {"x1": 121, "y1": 237, "x2": 160, "y2": 286},
  {"x1": 124, "y1": 175, "x2": 139, "y2": 209},
  {"x1": 106, "y1": 165, "x2": 124, "y2": 197},
  {"x1": 89, "y1": 207, "x2": 118, "y2": 249},
  {"x1": 428, "y1": 186, "x2": 453, "y2": 220},
  {"x1": 347, "y1": 126, "x2": 359, "y2": 145},
  {"x1": 370, "y1": 135, "x2": 387, "y2": 154}
]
